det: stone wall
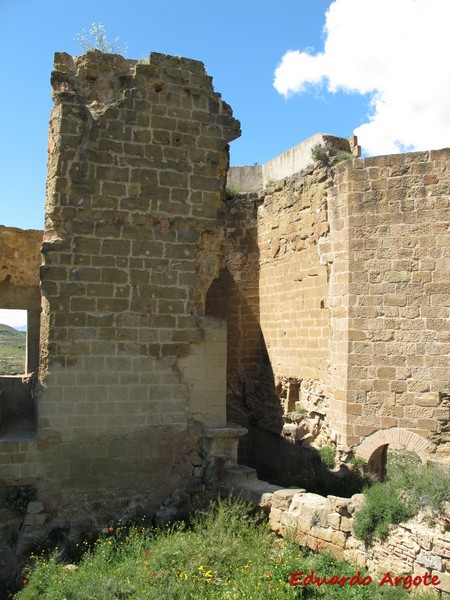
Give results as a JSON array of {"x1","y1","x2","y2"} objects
[
  {"x1": 332, "y1": 151, "x2": 450, "y2": 455},
  {"x1": 228, "y1": 133, "x2": 360, "y2": 193},
  {"x1": 204, "y1": 193, "x2": 262, "y2": 462},
  {"x1": 222, "y1": 148, "x2": 450, "y2": 476},
  {"x1": 0, "y1": 226, "x2": 42, "y2": 373},
  {"x1": 269, "y1": 488, "x2": 450, "y2": 595},
  {"x1": 218, "y1": 165, "x2": 340, "y2": 478},
  {"x1": 0, "y1": 51, "x2": 241, "y2": 587}
]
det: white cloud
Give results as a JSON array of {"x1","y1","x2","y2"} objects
[
  {"x1": 0, "y1": 309, "x2": 27, "y2": 329},
  {"x1": 274, "y1": 0, "x2": 450, "y2": 155}
]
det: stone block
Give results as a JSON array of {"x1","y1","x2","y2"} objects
[{"x1": 23, "y1": 513, "x2": 47, "y2": 527}]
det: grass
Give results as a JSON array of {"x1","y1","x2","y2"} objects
[
  {"x1": 353, "y1": 479, "x2": 413, "y2": 543},
  {"x1": 14, "y1": 497, "x2": 436, "y2": 599},
  {"x1": 354, "y1": 454, "x2": 450, "y2": 543},
  {"x1": 224, "y1": 184, "x2": 240, "y2": 200},
  {"x1": 311, "y1": 145, "x2": 355, "y2": 166},
  {"x1": 318, "y1": 445, "x2": 335, "y2": 469}
]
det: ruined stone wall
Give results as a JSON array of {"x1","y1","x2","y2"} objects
[
  {"x1": 269, "y1": 488, "x2": 450, "y2": 595},
  {"x1": 219, "y1": 166, "x2": 338, "y2": 477},
  {"x1": 332, "y1": 151, "x2": 450, "y2": 454},
  {"x1": 222, "y1": 148, "x2": 450, "y2": 475},
  {"x1": 0, "y1": 226, "x2": 42, "y2": 373},
  {"x1": 0, "y1": 50, "x2": 240, "y2": 543},
  {"x1": 0, "y1": 227, "x2": 42, "y2": 290},
  {"x1": 204, "y1": 194, "x2": 263, "y2": 462},
  {"x1": 257, "y1": 168, "x2": 331, "y2": 390}
]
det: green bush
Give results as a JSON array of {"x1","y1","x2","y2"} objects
[
  {"x1": 224, "y1": 184, "x2": 240, "y2": 200},
  {"x1": 319, "y1": 445, "x2": 336, "y2": 469},
  {"x1": 353, "y1": 480, "x2": 413, "y2": 543},
  {"x1": 400, "y1": 462, "x2": 450, "y2": 520},
  {"x1": 5, "y1": 486, "x2": 36, "y2": 516},
  {"x1": 354, "y1": 456, "x2": 450, "y2": 543},
  {"x1": 336, "y1": 150, "x2": 354, "y2": 161},
  {"x1": 311, "y1": 144, "x2": 330, "y2": 165}
]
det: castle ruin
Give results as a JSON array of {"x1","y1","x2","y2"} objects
[{"x1": 0, "y1": 50, "x2": 449, "y2": 588}]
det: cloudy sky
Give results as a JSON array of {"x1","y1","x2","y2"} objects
[
  {"x1": 0, "y1": 309, "x2": 26, "y2": 329},
  {"x1": 274, "y1": 0, "x2": 450, "y2": 156},
  {"x1": 0, "y1": 0, "x2": 449, "y2": 327}
]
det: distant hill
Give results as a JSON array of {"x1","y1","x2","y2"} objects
[{"x1": 0, "y1": 323, "x2": 26, "y2": 375}]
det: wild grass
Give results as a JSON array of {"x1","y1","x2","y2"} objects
[
  {"x1": 15, "y1": 497, "x2": 436, "y2": 599},
  {"x1": 354, "y1": 454, "x2": 450, "y2": 543}
]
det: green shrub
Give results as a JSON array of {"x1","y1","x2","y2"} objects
[
  {"x1": 224, "y1": 183, "x2": 240, "y2": 200},
  {"x1": 311, "y1": 144, "x2": 330, "y2": 165},
  {"x1": 353, "y1": 480, "x2": 413, "y2": 543},
  {"x1": 348, "y1": 455, "x2": 367, "y2": 468},
  {"x1": 319, "y1": 445, "x2": 336, "y2": 469},
  {"x1": 400, "y1": 462, "x2": 450, "y2": 520},
  {"x1": 336, "y1": 150, "x2": 354, "y2": 161},
  {"x1": 354, "y1": 456, "x2": 450, "y2": 543}
]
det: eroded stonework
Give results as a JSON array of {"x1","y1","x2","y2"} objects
[
  {"x1": 0, "y1": 48, "x2": 449, "y2": 593},
  {"x1": 0, "y1": 50, "x2": 242, "y2": 590}
]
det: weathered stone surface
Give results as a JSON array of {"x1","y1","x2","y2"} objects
[
  {"x1": 23, "y1": 513, "x2": 47, "y2": 526},
  {"x1": 26, "y1": 501, "x2": 44, "y2": 514},
  {"x1": 0, "y1": 51, "x2": 241, "y2": 588},
  {"x1": 1, "y1": 46, "x2": 450, "y2": 594},
  {"x1": 269, "y1": 492, "x2": 450, "y2": 597}
]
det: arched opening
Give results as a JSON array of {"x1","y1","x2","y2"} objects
[
  {"x1": 367, "y1": 444, "x2": 388, "y2": 482},
  {"x1": 356, "y1": 427, "x2": 431, "y2": 482},
  {"x1": 366, "y1": 444, "x2": 423, "y2": 483}
]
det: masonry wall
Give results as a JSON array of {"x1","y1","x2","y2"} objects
[
  {"x1": 0, "y1": 50, "x2": 240, "y2": 543},
  {"x1": 219, "y1": 166, "x2": 341, "y2": 477},
  {"x1": 269, "y1": 488, "x2": 450, "y2": 595},
  {"x1": 332, "y1": 151, "x2": 450, "y2": 454},
  {"x1": 222, "y1": 148, "x2": 450, "y2": 476},
  {"x1": 0, "y1": 227, "x2": 42, "y2": 372}
]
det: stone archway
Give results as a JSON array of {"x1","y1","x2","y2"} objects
[{"x1": 355, "y1": 428, "x2": 432, "y2": 481}]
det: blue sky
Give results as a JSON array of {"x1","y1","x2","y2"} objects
[
  {"x1": 1, "y1": 0, "x2": 449, "y2": 234},
  {"x1": 0, "y1": 0, "x2": 371, "y2": 231}
]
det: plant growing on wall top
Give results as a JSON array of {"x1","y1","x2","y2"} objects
[{"x1": 75, "y1": 22, "x2": 128, "y2": 55}]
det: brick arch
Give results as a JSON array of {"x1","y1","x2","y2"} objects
[{"x1": 355, "y1": 428, "x2": 432, "y2": 465}]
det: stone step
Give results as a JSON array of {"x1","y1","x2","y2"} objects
[
  {"x1": 215, "y1": 453, "x2": 234, "y2": 470},
  {"x1": 223, "y1": 464, "x2": 257, "y2": 486},
  {"x1": 220, "y1": 477, "x2": 282, "y2": 509}
]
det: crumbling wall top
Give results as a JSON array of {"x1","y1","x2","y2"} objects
[{"x1": 51, "y1": 50, "x2": 240, "y2": 142}]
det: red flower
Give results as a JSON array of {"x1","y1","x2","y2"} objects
[
  {"x1": 23, "y1": 580, "x2": 27, "y2": 585},
  {"x1": 108, "y1": 527, "x2": 115, "y2": 533},
  {"x1": 151, "y1": 572, "x2": 157, "y2": 577},
  {"x1": 144, "y1": 551, "x2": 148, "y2": 556},
  {"x1": 150, "y1": 549, "x2": 154, "y2": 554}
]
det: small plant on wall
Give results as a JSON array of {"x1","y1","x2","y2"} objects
[
  {"x1": 75, "y1": 22, "x2": 128, "y2": 55},
  {"x1": 311, "y1": 144, "x2": 330, "y2": 165},
  {"x1": 319, "y1": 445, "x2": 336, "y2": 469}
]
